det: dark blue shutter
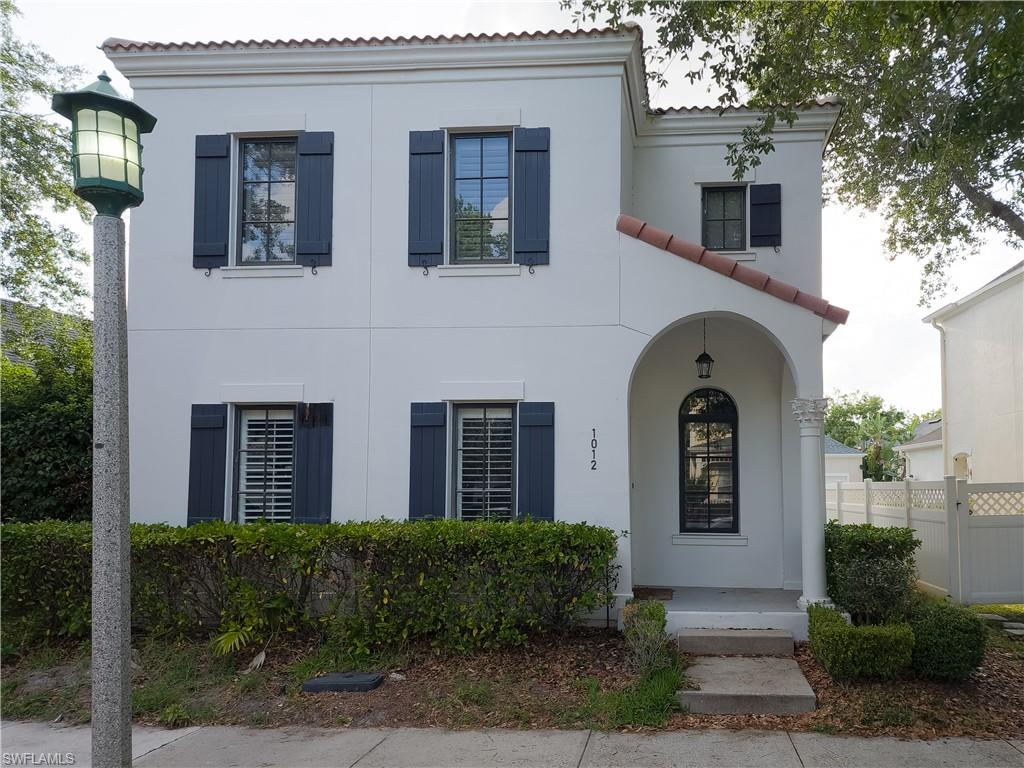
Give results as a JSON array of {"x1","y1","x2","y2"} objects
[
  {"x1": 187, "y1": 404, "x2": 227, "y2": 525},
  {"x1": 513, "y1": 127, "x2": 551, "y2": 266},
  {"x1": 409, "y1": 402, "x2": 446, "y2": 519},
  {"x1": 193, "y1": 135, "x2": 231, "y2": 269},
  {"x1": 749, "y1": 183, "x2": 782, "y2": 247},
  {"x1": 296, "y1": 132, "x2": 334, "y2": 267},
  {"x1": 293, "y1": 402, "x2": 333, "y2": 524},
  {"x1": 517, "y1": 402, "x2": 554, "y2": 520},
  {"x1": 408, "y1": 131, "x2": 445, "y2": 267}
]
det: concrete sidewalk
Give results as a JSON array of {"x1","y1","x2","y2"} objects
[{"x1": 2, "y1": 721, "x2": 1022, "y2": 768}]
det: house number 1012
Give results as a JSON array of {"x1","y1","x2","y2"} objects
[{"x1": 590, "y1": 428, "x2": 598, "y2": 470}]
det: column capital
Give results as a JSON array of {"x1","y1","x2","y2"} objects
[{"x1": 791, "y1": 397, "x2": 829, "y2": 430}]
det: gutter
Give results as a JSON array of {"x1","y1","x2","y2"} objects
[{"x1": 927, "y1": 317, "x2": 950, "y2": 476}]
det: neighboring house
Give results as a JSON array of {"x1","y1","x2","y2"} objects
[
  {"x1": 1, "y1": 299, "x2": 91, "y2": 367},
  {"x1": 923, "y1": 262, "x2": 1023, "y2": 483},
  {"x1": 104, "y1": 26, "x2": 848, "y2": 613},
  {"x1": 895, "y1": 418, "x2": 944, "y2": 481},
  {"x1": 824, "y1": 436, "x2": 864, "y2": 483}
]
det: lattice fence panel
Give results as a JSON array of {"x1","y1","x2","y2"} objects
[
  {"x1": 843, "y1": 488, "x2": 865, "y2": 505},
  {"x1": 873, "y1": 488, "x2": 907, "y2": 508},
  {"x1": 910, "y1": 487, "x2": 945, "y2": 510},
  {"x1": 969, "y1": 491, "x2": 1024, "y2": 516}
]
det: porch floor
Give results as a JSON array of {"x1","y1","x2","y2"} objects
[
  {"x1": 637, "y1": 587, "x2": 809, "y2": 640},
  {"x1": 659, "y1": 587, "x2": 802, "y2": 613}
]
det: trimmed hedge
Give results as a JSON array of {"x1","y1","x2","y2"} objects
[
  {"x1": 0, "y1": 519, "x2": 618, "y2": 654},
  {"x1": 908, "y1": 599, "x2": 986, "y2": 682},
  {"x1": 808, "y1": 604, "x2": 914, "y2": 681},
  {"x1": 824, "y1": 521, "x2": 920, "y2": 624}
]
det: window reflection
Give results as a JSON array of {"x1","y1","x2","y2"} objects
[{"x1": 680, "y1": 388, "x2": 737, "y2": 532}]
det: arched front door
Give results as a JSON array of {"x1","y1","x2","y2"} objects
[{"x1": 679, "y1": 388, "x2": 738, "y2": 534}]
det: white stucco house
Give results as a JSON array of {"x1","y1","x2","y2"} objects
[
  {"x1": 105, "y1": 26, "x2": 848, "y2": 634},
  {"x1": 895, "y1": 418, "x2": 944, "y2": 481},
  {"x1": 921, "y1": 262, "x2": 1024, "y2": 483},
  {"x1": 823, "y1": 436, "x2": 864, "y2": 483}
]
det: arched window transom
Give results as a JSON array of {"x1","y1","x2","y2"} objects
[{"x1": 679, "y1": 388, "x2": 738, "y2": 533}]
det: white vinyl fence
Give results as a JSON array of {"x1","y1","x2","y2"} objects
[{"x1": 826, "y1": 477, "x2": 1024, "y2": 604}]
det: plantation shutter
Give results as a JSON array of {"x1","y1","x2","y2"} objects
[
  {"x1": 408, "y1": 130, "x2": 445, "y2": 267},
  {"x1": 187, "y1": 404, "x2": 228, "y2": 525},
  {"x1": 236, "y1": 407, "x2": 296, "y2": 523},
  {"x1": 293, "y1": 402, "x2": 334, "y2": 524},
  {"x1": 409, "y1": 402, "x2": 447, "y2": 519},
  {"x1": 517, "y1": 402, "x2": 555, "y2": 520},
  {"x1": 193, "y1": 135, "x2": 231, "y2": 269},
  {"x1": 513, "y1": 127, "x2": 550, "y2": 266},
  {"x1": 749, "y1": 183, "x2": 782, "y2": 247},
  {"x1": 295, "y1": 131, "x2": 334, "y2": 267},
  {"x1": 454, "y1": 405, "x2": 514, "y2": 521}
]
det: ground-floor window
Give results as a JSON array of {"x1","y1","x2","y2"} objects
[
  {"x1": 234, "y1": 406, "x2": 296, "y2": 523},
  {"x1": 679, "y1": 388, "x2": 738, "y2": 533},
  {"x1": 454, "y1": 404, "x2": 515, "y2": 520}
]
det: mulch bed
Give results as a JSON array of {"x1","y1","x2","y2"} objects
[{"x1": 6, "y1": 628, "x2": 1022, "y2": 737}]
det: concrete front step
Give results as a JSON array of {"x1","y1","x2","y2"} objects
[
  {"x1": 678, "y1": 656, "x2": 816, "y2": 715},
  {"x1": 666, "y1": 609, "x2": 809, "y2": 641},
  {"x1": 678, "y1": 628, "x2": 794, "y2": 656}
]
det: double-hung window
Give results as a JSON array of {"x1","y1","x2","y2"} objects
[
  {"x1": 234, "y1": 406, "x2": 296, "y2": 522},
  {"x1": 239, "y1": 139, "x2": 297, "y2": 264},
  {"x1": 451, "y1": 134, "x2": 511, "y2": 263},
  {"x1": 702, "y1": 186, "x2": 746, "y2": 251},
  {"x1": 454, "y1": 404, "x2": 515, "y2": 520}
]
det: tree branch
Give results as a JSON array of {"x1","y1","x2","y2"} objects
[{"x1": 950, "y1": 170, "x2": 1024, "y2": 241}]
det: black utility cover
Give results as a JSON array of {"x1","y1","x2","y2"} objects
[{"x1": 301, "y1": 672, "x2": 384, "y2": 693}]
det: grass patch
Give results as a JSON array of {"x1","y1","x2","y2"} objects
[
  {"x1": 563, "y1": 661, "x2": 683, "y2": 729},
  {"x1": 859, "y1": 690, "x2": 914, "y2": 728},
  {"x1": 969, "y1": 603, "x2": 1024, "y2": 660},
  {"x1": 970, "y1": 603, "x2": 1024, "y2": 622},
  {"x1": 131, "y1": 640, "x2": 235, "y2": 723}
]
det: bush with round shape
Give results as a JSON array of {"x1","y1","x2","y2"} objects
[{"x1": 908, "y1": 599, "x2": 986, "y2": 682}]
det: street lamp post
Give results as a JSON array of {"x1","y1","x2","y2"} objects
[{"x1": 52, "y1": 73, "x2": 156, "y2": 768}]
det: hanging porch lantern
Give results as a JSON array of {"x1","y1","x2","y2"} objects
[{"x1": 695, "y1": 318, "x2": 714, "y2": 379}]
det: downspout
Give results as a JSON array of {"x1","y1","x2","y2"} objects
[{"x1": 929, "y1": 318, "x2": 950, "y2": 477}]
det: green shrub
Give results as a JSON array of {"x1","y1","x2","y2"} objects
[
  {"x1": 824, "y1": 521, "x2": 920, "y2": 624},
  {"x1": 0, "y1": 519, "x2": 618, "y2": 654},
  {"x1": 808, "y1": 604, "x2": 914, "y2": 681},
  {"x1": 1, "y1": 307, "x2": 93, "y2": 523},
  {"x1": 621, "y1": 600, "x2": 669, "y2": 676},
  {"x1": 908, "y1": 599, "x2": 986, "y2": 682}
]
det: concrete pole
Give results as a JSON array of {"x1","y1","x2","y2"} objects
[
  {"x1": 91, "y1": 214, "x2": 131, "y2": 768},
  {"x1": 792, "y1": 397, "x2": 832, "y2": 609}
]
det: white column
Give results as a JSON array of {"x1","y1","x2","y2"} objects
[{"x1": 792, "y1": 397, "x2": 832, "y2": 609}]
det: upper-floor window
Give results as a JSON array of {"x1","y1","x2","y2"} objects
[
  {"x1": 680, "y1": 388, "x2": 738, "y2": 533},
  {"x1": 235, "y1": 405, "x2": 296, "y2": 522},
  {"x1": 451, "y1": 134, "x2": 511, "y2": 263},
  {"x1": 240, "y1": 139, "x2": 297, "y2": 265},
  {"x1": 454, "y1": 403, "x2": 515, "y2": 520},
  {"x1": 702, "y1": 186, "x2": 746, "y2": 251}
]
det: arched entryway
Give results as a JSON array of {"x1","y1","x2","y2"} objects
[{"x1": 628, "y1": 314, "x2": 802, "y2": 590}]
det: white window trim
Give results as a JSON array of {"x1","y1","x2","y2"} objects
[
  {"x1": 450, "y1": 401, "x2": 518, "y2": 521},
  {"x1": 227, "y1": 132, "x2": 303, "y2": 270},
  {"x1": 672, "y1": 533, "x2": 748, "y2": 547},
  {"x1": 233, "y1": 403, "x2": 298, "y2": 524},
  {"x1": 699, "y1": 183, "x2": 751, "y2": 255},
  {"x1": 443, "y1": 128, "x2": 518, "y2": 268}
]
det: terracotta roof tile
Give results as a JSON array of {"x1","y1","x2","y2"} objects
[
  {"x1": 101, "y1": 27, "x2": 629, "y2": 54},
  {"x1": 615, "y1": 214, "x2": 848, "y2": 324}
]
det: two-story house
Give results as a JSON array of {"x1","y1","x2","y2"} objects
[{"x1": 104, "y1": 26, "x2": 848, "y2": 635}]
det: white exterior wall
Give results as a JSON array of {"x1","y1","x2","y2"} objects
[
  {"x1": 938, "y1": 277, "x2": 1024, "y2": 483},
  {"x1": 825, "y1": 454, "x2": 863, "y2": 483},
  {"x1": 114, "y1": 34, "x2": 836, "y2": 596},
  {"x1": 901, "y1": 444, "x2": 944, "y2": 481}
]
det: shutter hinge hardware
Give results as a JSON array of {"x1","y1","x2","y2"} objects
[
  {"x1": 421, "y1": 258, "x2": 430, "y2": 276},
  {"x1": 310, "y1": 258, "x2": 319, "y2": 276},
  {"x1": 528, "y1": 264, "x2": 536, "y2": 275},
  {"x1": 203, "y1": 266, "x2": 212, "y2": 277}
]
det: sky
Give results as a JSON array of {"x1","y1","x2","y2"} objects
[{"x1": 13, "y1": 0, "x2": 1023, "y2": 415}]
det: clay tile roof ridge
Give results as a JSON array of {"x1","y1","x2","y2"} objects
[
  {"x1": 615, "y1": 214, "x2": 848, "y2": 324},
  {"x1": 100, "y1": 27, "x2": 629, "y2": 54}
]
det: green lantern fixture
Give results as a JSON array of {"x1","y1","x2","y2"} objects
[{"x1": 51, "y1": 72, "x2": 157, "y2": 216}]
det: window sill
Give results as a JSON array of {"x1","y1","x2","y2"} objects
[
  {"x1": 219, "y1": 265, "x2": 305, "y2": 279},
  {"x1": 714, "y1": 251, "x2": 757, "y2": 262},
  {"x1": 672, "y1": 533, "x2": 748, "y2": 546},
  {"x1": 436, "y1": 264, "x2": 521, "y2": 278}
]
